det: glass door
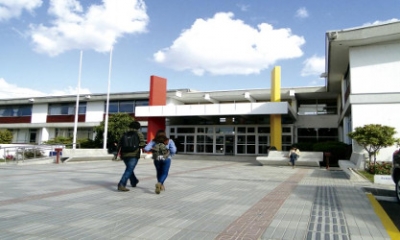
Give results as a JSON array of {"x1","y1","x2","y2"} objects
[{"x1": 224, "y1": 135, "x2": 235, "y2": 155}]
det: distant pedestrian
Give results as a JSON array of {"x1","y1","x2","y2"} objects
[
  {"x1": 117, "y1": 121, "x2": 146, "y2": 192},
  {"x1": 144, "y1": 129, "x2": 177, "y2": 194},
  {"x1": 288, "y1": 147, "x2": 300, "y2": 168}
]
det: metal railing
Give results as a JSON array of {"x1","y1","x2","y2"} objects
[{"x1": 0, "y1": 144, "x2": 65, "y2": 164}]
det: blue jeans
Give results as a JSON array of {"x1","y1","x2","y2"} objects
[
  {"x1": 118, "y1": 157, "x2": 139, "y2": 187},
  {"x1": 153, "y1": 158, "x2": 171, "y2": 184},
  {"x1": 290, "y1": 153, "x2": 297, "y2": 166}
]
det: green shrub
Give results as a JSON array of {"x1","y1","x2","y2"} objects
[
  {"x1": 77, "y1": 138, "x2": 100, "y2": 148},
  {"x1": 43, "y1": 136, "x2": 73, "y2": 146},
  {"x1": 293, "y1": 142, "x2": 315, "y2": 151},
  {"x1": 23, "y1": 149, "x2": 44, "y2": 159},
  {"x1": 366, "y1": 161, "x2": 391, "y2": 175},
  {"x1": 0, "y1": 130, "x2": 13, "y2": 143}
]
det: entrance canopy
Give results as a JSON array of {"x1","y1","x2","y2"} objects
[{"x1": 135, "y1": 102, "x2": 296, "y2": 119}]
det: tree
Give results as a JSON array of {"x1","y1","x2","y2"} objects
[
  {"x1": 0, "y1": 130, "x2": 13, "y2": 143},
  {"x1": 348, "y1": 124, "x2": 398, "y2": 169},
  {"x1": 94, "y1": 113, "x2": 135, "y2": 148}
]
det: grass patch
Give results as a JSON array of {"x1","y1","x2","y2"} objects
[{"x1": 357, "y1": 170, "x2": 374, "y2": 183}]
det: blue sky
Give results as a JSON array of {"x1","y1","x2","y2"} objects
[{"x1": 0, "y1": 0, "x2": 399, "y2": 99}]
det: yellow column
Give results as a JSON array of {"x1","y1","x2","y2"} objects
[{"x1": 270, "y1": 66, "x2": 282, "y2": 150}]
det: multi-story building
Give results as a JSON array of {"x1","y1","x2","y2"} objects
[
  {"x1": 1, "y1": 21, "x2": 399, "y2": 161},
  {"x1": 0, "y1": 84, "x2": 339, "y2": 155},
  {"x1": 326, "y1": 20, "x2": 400, "y2": 161}
]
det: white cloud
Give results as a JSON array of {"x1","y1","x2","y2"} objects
[
  {"x1": 0, "y1": 78, "x2": 90, "y2": 99},
  {"x1": 295, "y1": 7, "x2": 309, "y2": 19},
  {"x1": 50, "y1": 86, "x2": 91, "y2": 96},
  {"x1": 301, "y1": 55, "x2": 325, "y2": 77},
  {"x1": 0, "y1": 0, "x2": 42, "y2": 21},
  {"x1": 237, "y1": 4, "x2": 249, "y2": 12},
  {"x1": 362, "y1": 18, "x2": 399, "y2": 27},
  {"x1": 29, "y1": 0, "x2": 149, "y2": 56},
  {"x1": 153, "y1": 12, "x2": 305, "y2": 76}
]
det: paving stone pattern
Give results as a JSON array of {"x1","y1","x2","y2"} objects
[{"x1": 0, "y1": 159, "x2": 391, "y2": 240}]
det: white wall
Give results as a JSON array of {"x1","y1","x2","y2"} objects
[
  {"x1": 85, "y1": 101, "x2": 104, "y2": 122},
  {"x1": 349, "y1": 42, "x2": 400, "y2": 162},
  {"x1": 350, "y1": 42, "x2": 400, "y2": 94},
  {"x1": 41, "y1": 127, "x2": 49, "y2": 143},
  {"x1": 31, "y1": 104, "x2": 48, "y2": 123},
  {"x1": 351, "y1": 104, "x2": 400, "y2": 161},
  {"x1": 136, "y1": 102, "x2": 288, "y2": 117}
]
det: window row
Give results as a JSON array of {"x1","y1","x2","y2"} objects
[
  {"x1": 170, "y1": 126, "x2": 293, "y2": 134},
  {"x1": 0, "y1": 105, "x2": 32, "y2": 117},
  {"x1": 49, "y1": 103, "x2": 86, "y2": 115},
  {"x1": 107, "y1": 100, "x2": 149, "y2": 113},
  {"x1": 171, "y1": 134, "x2": 293, "y2": 154},
  {"x1": 1, "y1": 99, "x2": 150, "y2": 117}
]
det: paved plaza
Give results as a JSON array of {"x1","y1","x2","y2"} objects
[{"x1": 0, "y1": 157, "x2": 397, "y2": 239}]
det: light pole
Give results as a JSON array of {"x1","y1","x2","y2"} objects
[
  {"x1": 73, "y1": 50, "x2": 83, "y2": 149},
  {"x1": 103, "y1": 47, "x2": 113, "y2": 150}
]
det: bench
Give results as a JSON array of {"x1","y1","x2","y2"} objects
[
  {"x1": 339, "y1": 153, "x2": 368, "y2": 180},
  {"x1": 256, "y1": 151, "x2": 322, "y2": 167}
]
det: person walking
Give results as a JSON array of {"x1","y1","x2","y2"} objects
[
  {"x1": 117, "y1": 121, "x2": 146, "y2": 192},
  {"x1": 144, "y1": 129, "x2": 177, "y2": 194}
]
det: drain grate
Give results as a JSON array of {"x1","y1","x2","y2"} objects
[{"x1": 306, "y1": 186, "x2": 350, "y2": 240}]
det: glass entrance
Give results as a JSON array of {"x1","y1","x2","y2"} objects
[{"x1": 224, "y1": 135, "x2": 235, "y2": 155}]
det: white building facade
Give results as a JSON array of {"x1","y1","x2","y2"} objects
[{"x1": 326, "y1": 21, "x2": 400, "y2": 161}]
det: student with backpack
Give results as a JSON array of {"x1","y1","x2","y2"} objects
[
  {"x1": 144, "y1": 129, "x2": 177, "y2": 194},
  {"x1": 117, "y1": 121, "x2": 146, "y2": 192}
]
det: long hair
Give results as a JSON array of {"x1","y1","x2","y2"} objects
[{"x1": 154, "y1": 129, "x2": 169, "y2": 144}]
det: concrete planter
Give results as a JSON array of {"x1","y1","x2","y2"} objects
[{"x1": 374, "y1": 174, "x2": 394, "y2": 185}]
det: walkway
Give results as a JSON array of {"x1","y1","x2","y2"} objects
[{"x1": 0, "y1": 157, "x2": 396, "y2": 239}]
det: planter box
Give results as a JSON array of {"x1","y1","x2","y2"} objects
[{"x1": 374, "y1": 175, "x2": 394, "y2": 185}]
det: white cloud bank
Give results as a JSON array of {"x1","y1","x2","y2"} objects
[
  {"x1": 29, "y1": 0, "x2": 149, "y2": 56},
  {"x1": 0, "y1": 78, "x2": 91, "y2": 99},
  {"x1": 301, "y1": 55, "x2": 325, "y2": 77},
  {"x1": 153, "y1": 12, "x2": 305, "y2": 76},
  {"x1": 0, "y1": 0, "x2": 42, "y2": 21},
  {"x1": 362, "y1": 18, "x2": 399, "y2": 27}
]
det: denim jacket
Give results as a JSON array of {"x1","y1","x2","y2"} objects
[{"x1": 144, "y1": 139, "x2": 177, "y2": 158}]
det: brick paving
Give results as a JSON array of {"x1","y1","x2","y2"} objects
[{"x1": 0, "y1": 158, "x2": 392, "y2": 239}]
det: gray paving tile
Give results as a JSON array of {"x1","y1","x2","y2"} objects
[{"x1": 0, "y1": 159, "x2": 393, "y2": 240}]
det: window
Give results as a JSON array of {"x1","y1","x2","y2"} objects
[
  {"x1": 49, "y1": 103, "x2": 86, "y2": 115},
  {"x1": 119, "y1": 101, "x2": 134, "y2": 113},
  {"x1": 297, "y1": 128, "x2": 338, "y2": 142},
  {"x1": 216, "y1": 127, "x2": 234, "y2": 134},
  {"x1": 107, "y1": 100, "x2": 148, "y2": 113},
  {"x1": 0, "y1": 105, "x2": 32, "y2": 117},
  {"x1": 177, "y1": 127, "x2": 195, "y2": 133},
  {"x1": 297, "y1": 99, "x2": 337, "y2": 115}
]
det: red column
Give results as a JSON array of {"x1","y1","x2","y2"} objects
[{"x1": 147, "y1": 75, "x2": 167, "y2": 142}]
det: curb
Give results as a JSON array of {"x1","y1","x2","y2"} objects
[{"x1": 367, "y1": 193, "x2": 400, "y2": 239}]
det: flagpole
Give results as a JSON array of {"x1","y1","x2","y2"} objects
[
  {"x1": 103, "y1": 47, "x2": 113, "y2": 149},
  {"x1": 73, "y1": 50, "x2": 83, "y2": 149}
]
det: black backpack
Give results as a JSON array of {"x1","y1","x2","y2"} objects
[{"x1": 120, "y1": 131, "x2": 140, "y2": 153}]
